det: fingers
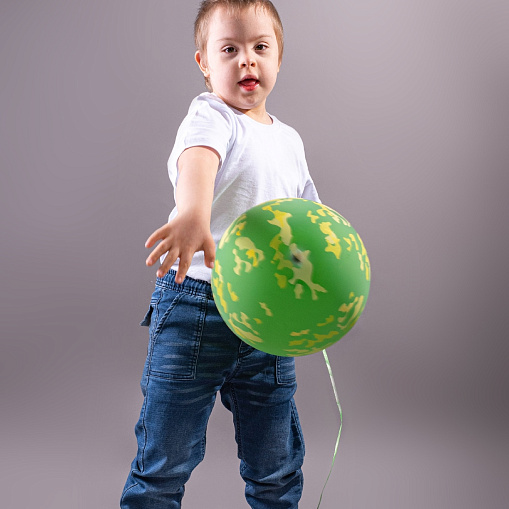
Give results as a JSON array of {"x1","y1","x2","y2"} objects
[
  {"x1": 156, "y1": 252, "x2": 191, "y2": 283},
  {"x1": 156, "y1": 248, "x2": 179, "y2": 278},
  {"x1": 145, "y1": 225, "x2": 165, "y2": 249},
  {"x1": 144, "y1": 224, "x2": 171, "y2": 265},
  {"x1": 175, "y1": 255, "x2": 192, "y2": 284},
  {"x1": 145, "y1": 242, "x2": 167, "y2": 267},
  {"x1": 144, "y1": 222, "x2": 216, "y2": 282},
  {"x1": 146, "y1": 235, "x2": 192, "y2": 282},
  {"x1": 203, "y1": 237, "x2": 216, "y2": 269}
]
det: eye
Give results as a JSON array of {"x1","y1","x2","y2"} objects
[
  {"x1": 255, "y1": 44, "x2": 268, "y2": 51},
  {"x1": 223, "y1": 46, "x2": 236, "y2": 54}
]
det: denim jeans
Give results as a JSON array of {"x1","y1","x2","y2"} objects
[{"x1": 121, "y1": 271, "x2": 305, "y2": 508}]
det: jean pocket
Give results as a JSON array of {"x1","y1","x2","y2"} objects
[
  {"x1": 140, "y1": 306, "x2": 153, "y2": 327},
  {"x1": 140, "y1": 287, "x2": 164, "y2": 327},
  {"x1": 276, "y1": 356, "x2": 297, "y2": 385},
  {"x1": 147, "y1": 291, "x2": 206, "y2": 381}
]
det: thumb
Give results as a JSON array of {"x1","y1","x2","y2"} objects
[{"x1": 203, "y1": 236, "x2": 216, "y2": 269}]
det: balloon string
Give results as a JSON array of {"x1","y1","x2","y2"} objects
[{"x1": 317, "y1": 349, "x2": 343, "y2": 508}]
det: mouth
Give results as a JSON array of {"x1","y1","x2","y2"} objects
[{"x1": 238, "y1": 76, "x2": 259, "y2": 91}]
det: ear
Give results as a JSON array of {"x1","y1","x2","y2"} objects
[{"x1": 195, "y1": 50, "x2": 210, "y2": 77}]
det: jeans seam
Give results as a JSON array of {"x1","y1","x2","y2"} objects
[
  {"x1": 229, "y1": 384, "x2": 245, "y2": 470},
  {"x1": 291, "y1": 399, "x2": 305, "y2": 455},
  {"x1": 223, "y1": 338, "x2": 248, "y2": 385},
  {"x1": 276, "y1": 356, "x2": 297, "y2": 385},
  {"x1": 192, "y1": 294, "x2": 208, "y2": 379},
  {"x1": 139, "y1": 381, "x2": 150, "y2": 473},
  {"x1": 200, "y1": 434, "x2": 207, "y2": 461},
  {"x1": 120, "y1": 480, "x2": 139, "y2": 502},
  {"x1": 150, "y1": 293, "x2": 182, "y2": 342},
  {"x1": 146, "y1": 291, "x2": 164, "y2": 377}
]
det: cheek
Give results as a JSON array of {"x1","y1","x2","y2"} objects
[
  {"x1": 214, "y1": 66, "x2": 233, "y2": 85},
  {"x1": 268, "y1": 64, "x2": 280, "y2": 83}
]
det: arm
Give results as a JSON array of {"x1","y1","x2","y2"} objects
[{"x1": 145, "y1": 146, "x2": 219, "y2": 283}]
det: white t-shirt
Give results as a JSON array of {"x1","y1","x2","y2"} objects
[{"x1": 166, "y1": 92, "x2": 320, "y2": 282}]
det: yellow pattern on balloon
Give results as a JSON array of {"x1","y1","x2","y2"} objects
[
  {"x1": 315, "y1": 204, "x2": 350, "y2": 226},
  {"x1": 262, "y1": 206, "x2": 327, "y2": 301},
  {"x1": 285, "y1": 345, "x2": 323, "y2": 356},
  {"x1": 235, "y1": 237, "x2": 265, "y2": 267},
  {"x1": 357, "y1": 235, "x2": 371, "y2": 281},
  {"x1": 287, "y1": 249, "x2": 326, "y2": 300},
  {"x1": 307, "y1": 210, "x2": 320, "y2": 224},
  {"x1": 270, "y1": 236, "x2": 293, "y2": 272},
  {"x1": 319, "y1": 222, "x2": 342, "y2": 259},
  {"x1": 313, "y1": 330, "x2": 340, "y2": 342},
  {"x1": 228, "y1": 312, "x2": 263, "y2": 343},
  {"x1": 317, "y1": 315, "x2": 335, "y2": 327},
  {"x1": 341, "y1": 233, "x2": 370, "y2": 280},
  {"x1": 337, "y1": 294, "x2": 365, "y2": 330},
  {"x1": 232, "y1": 249, "x2": 251, "y2": 275},
  {"x1": 265, "y1": 207, "x2": 293, "y2": 245},
  {"x1": 212, "y1": 260, "x2": 228, "y2": 313},
  {"x1": 259, "y1": 302, "x2": 273, "y2": 316},
  {"x1": 219, "y1": 215, "x2": 247, "y2": 249},
  {"x1": 290, "y1": 329, "x2": 311, "y2": 336},
  {"x1": 274, "y1": 273, "x2": 287, "y2": 289},
  {"x1": 288, "y1": 338, "x2": 311, "y2": 347},
  {"x1": 227, "y1": 283, "x2": 238, "y2": 302}
]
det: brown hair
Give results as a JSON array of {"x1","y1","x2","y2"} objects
[{"x1": 194, "y1": 0, "x2": 284, "y2": 90}]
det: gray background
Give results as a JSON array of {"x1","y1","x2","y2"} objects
[{"x1": 1, "y1": 0, "x2": 508, "y2": 508}]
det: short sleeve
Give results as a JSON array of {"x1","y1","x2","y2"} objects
[
  {"x1": 301, "y1": 178, "x2": 321, "y2": 203},
  {"x1": 167, "y1": 93, "x2": 234, "y2": 188}
]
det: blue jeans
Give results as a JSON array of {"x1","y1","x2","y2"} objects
[{"x1": 121, "y1": 271, "x2": 305, "y2": 508}]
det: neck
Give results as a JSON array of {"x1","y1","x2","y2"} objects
[{"x1": 244, "y1": 109, "x2": 273, "y2": 125}]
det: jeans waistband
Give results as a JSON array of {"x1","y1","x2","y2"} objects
[{"x1": 155, "y1": 270, "x2": 213, "y2": 299}]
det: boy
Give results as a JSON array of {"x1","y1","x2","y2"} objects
[{"x1": 121, "y1": 1, "x2": 320, "y2": 508}]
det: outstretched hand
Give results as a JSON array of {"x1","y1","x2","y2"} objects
[{"x1": 145, "y1": 213, "x2": 216, "y2": 283}]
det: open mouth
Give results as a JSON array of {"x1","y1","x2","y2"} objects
[{"x1": 239, "y1": 78, "x2": 259, "y2": 91}]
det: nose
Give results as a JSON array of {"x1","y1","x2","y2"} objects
[{"x1": 239, "y1": 50, "x2": 256, "y2": 68}]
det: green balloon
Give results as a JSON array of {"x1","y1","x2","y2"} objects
[{"x1": 212, "y1": 198, "x2": 371, "y2": 356}]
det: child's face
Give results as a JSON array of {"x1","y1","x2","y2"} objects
[{"x1": 196, "y1": 5, "x2": 281, "y2": 123}]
